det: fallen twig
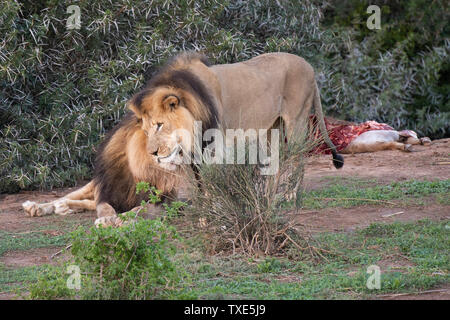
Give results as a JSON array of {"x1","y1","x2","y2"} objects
[
  {"x1": 50, "y1": 244, "x2": 72, "y2": 259},
  {"x1": 378, "y1": 289, "x2": 449, "y2": 298},
  {"x1": 382, "y1": 211, "x2": 404, "y2": 218}
]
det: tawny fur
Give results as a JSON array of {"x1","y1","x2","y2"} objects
[
  {"x1": 22, "y1": 53, "x2": 216, "y2": 227},
  {"x1": 23, "y1": 52, "x2": 342, "y2": 226}
]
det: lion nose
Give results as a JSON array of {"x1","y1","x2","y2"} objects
[
  {"x1": 152, "y1": 147, "x2": 168, "y2": 161},
  {"x1": 158, "y1": 146, "x2": 168, "y2": 155}
]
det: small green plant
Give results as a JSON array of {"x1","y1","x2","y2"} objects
[
  {"x1": 135, "y1": 181, "x2": 185, "y2": 221},
  {"x1": 163, "y1": 201, "x2": 186, "y2": 220},
  {"x1": 136, "y1": 181, "x2": 162, "y2": 205},
  {"x1": 256, "y1": 258, "x2": 283, "y2": 273},
  {"x1": 29, "y1": 216, "x2": 180, "y2": 300}
]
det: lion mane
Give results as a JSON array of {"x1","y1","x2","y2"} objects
[{"x1": 94, "y1": 52, "x2": 219, "y2": 213}]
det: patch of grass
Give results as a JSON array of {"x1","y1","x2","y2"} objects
[
  {"x1": 0, "y1": 230, "x2": 69, "y2": 256},
  {"x1": 310, "y1": 176, "x2": 380, "y2": 190},
  {"x1": 256, "y1": 258, "x2": 284, "y2": 274},
  {"x1": 171, "y1": 219, "x2": 449, "y2": 299},
  {"x1": 298, "y1": 179, "x2": 450, "y2": 209},
  {"x1": 15, "y1": 217, "x2": 449, "y2": 300},
  {"x1": 0, "y1": 265, "x2": 46, "y2": 292},
  {"x1": 436, "y1": 193, "x2": 450, "y2": 205}
]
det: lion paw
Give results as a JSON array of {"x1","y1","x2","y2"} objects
[
  {"x1": 22, "y1": 201, "x2": 46, "y2": 217},
  {"x1": 404, "y1": 144, "x2": 413, "y2": 152},
  {"x1": 54, "y1": 199, "x2": 73, "y2": 216},
  {"x1": 420, "y1": 137, "x2": 431, "y2": 145},
  {"x1": 95, "y1": 215, "x2": 125, "y2": 228}
]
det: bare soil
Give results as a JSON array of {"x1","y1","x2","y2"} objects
[
  {"x1": 0, "y1": 247, "x2": 62, "y2": 268},
  {"x1": 0, "y1": 138, "x2": 448, "y2": 300},
  {"x1": 297, "y1": 138, "x2": 450, "y2": 232},
  {"x1": 291, "y1": 204, "x2": 450, "y2": 233},
  {"x1": 304, "y1": 138, "x2": 450, "y2": 189}
]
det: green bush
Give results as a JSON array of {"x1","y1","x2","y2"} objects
[
  {"x1": 78, "y1": 216, "x2": 178, "y2": 299},
  {"x1": 29, "y1": 215, "x2": 180, "y2": 299},
  {"x1": 319, "y1": 0, "x2": 449, "y2": 138},
  {"x1": 1, "y1": 0, "x2": 448, "y2": 193},
  {"x1": 28, "y1": 186, "x2": 184, "y2": 300}
]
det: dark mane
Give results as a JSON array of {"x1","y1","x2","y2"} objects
[
  {"x1": 165, "y1": 51, "x2": 212, "y2": 68},
  {"x1": 92, "y1": 52, "x2": 215, "y2": 212},
  {"x1": 131, "y1": 52, "x2": 219, "y2": 131},
  {"x1": 92, "y1": 114, "x2": 143, "y2": 212}
]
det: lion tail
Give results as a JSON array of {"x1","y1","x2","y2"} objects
[{"x1": 313, "y1": 81, "x2": 344, "y2": 169}]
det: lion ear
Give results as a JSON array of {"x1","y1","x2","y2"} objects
[
  {"x1": 162, "y1": 95, "x2": 180, "y2": 111},
  {"x1": 128, "y1": 102, "x2": 142, "y2": 119}
]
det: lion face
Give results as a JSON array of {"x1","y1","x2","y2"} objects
[{"x1": 129, "y1": 87, "x2": 196, "y2": 170}]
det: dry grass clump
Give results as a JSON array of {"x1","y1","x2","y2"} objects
[{"x1": 187, "y1": 127, "x2": 321, "y2": 256}]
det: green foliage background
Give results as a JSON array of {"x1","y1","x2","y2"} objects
[{"x1": 1, "y1": 0, "x2": 449, "y2": 193}]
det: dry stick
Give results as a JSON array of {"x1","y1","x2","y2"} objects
[
  {"x1": 278, "y1": 237, "x2": 289, "y2": 251},
  {"x1": 233, "y1": 214, "x2": 262, "y2": 246},
  {"x1": 313, "y1": 197, "x2": 397, "y2": 206},
  {"x1": 283, "y1": 232, "x2": 307, "y2": 251},
  {"x1": 382, "y1": 211, "x2": 404, "y2": 218},
  {"x1": 124, "y1": 245, "x2": 138, "y2": 274},
  {"x1": 51, "y1": 244, "x2": 72, "y2": 259},
  {"x1": 378, "y1": 289, "x2": 449, "y2": 298},
  {"x1": 303, "y1": 236, "x2": 330, "y2": 262},
  {"x1": 295, "y1": 224, "x2": 344, "y2": 260}
]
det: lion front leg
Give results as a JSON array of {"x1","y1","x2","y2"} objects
[
  {"x1": 22, "y1": 181, "x2": 95, "y2": 217},
  {"x1": 94, "y1": 202, "x2": 120, "y2": 227},
  {"x1": 94, "y1": 202, "x2": 165, "y2": 228},
  {"x1": 22, "y1": 200, "x2": 60, "y2": 217}
]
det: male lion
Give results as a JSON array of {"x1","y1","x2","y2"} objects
[{"x1": 22, "y1": 52, "x2": 343, "y2": 226}]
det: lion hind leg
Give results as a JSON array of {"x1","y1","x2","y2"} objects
[{"x1": 386, "y1": 141, "x2": 412, "y2": 152}]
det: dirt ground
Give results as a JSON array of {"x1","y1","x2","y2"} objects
[
  {"x1": 0, "y1": 138, "x2": 449, "y2": 300},
  {"x1": 299, "y1": 138, "x2": 450, "y2": 231}
]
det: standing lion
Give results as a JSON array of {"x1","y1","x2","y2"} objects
[{"x1": 23, "y1": 52, "x2": 343, "y2": 226}]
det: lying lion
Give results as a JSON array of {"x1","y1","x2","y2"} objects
[{"x1": 23, "y1": 52, "x2": 343, "y2": 226}]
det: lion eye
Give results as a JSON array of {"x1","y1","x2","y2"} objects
[{"x1": 156, "y1": 122, "x2": 163, "y2": 131}]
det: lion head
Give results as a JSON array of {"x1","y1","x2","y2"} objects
[
  {"x1": 128, "y1": 87, "x2": 196, "y2": 170},
  {"x1": 127, "y1": 54, "x2": 218, "y2": 170}
]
